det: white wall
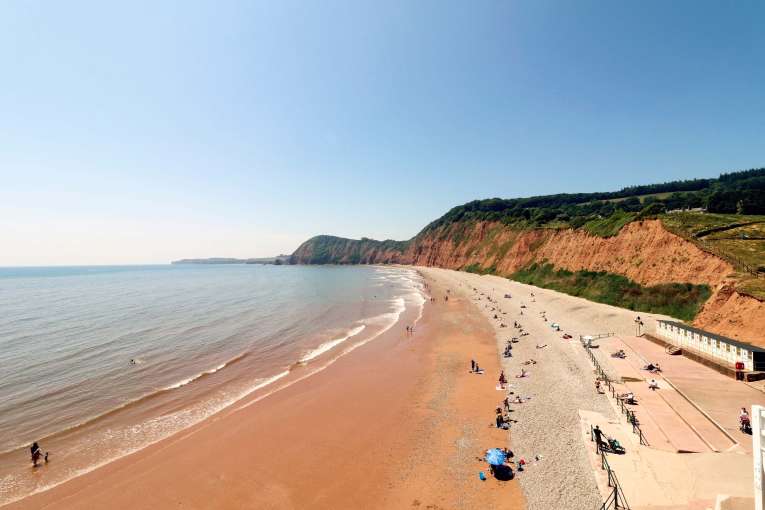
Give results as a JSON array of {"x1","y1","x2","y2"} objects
[{"x1": 656, "y1": 322, "x2": 753, "y2": 371}]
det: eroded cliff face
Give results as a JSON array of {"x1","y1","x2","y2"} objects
[
  {"x1": 693, "y1": 282, "x2": 765, "y2": 343},
  {"x1": 291, "y1": 220, "x2": 764, "y2": 344},
  {"x1": 404, "y1": 220, "x2": 733, "y2": 287}
]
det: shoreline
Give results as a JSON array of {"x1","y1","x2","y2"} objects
[
  {"x1": 5, "y1": 269, "x2": 524, "y2": 510},
  {"x1": 0, "y1": 265, "x2": 424, "y2": 507}
]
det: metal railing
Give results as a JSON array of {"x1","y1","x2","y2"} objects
[
  {"x1": 663, "y1": 222, "x2": 764, "y2": 279},
  {"x1": 590, "y1": 426, "x2": 631, "y2": 510},
  {"x1": 581, "y1": 336, "x2": 649, "y2": 446}
]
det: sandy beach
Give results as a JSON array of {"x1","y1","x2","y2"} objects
[
  {"x1": 5, "y1": 271, "x2": 524, "y2": 510},
  {"x1": 10, "y1": 265, "x2": 752, "y2": 510},
  {"x1": 418, "y1": 267, "x2": 678, "y2": 510}
]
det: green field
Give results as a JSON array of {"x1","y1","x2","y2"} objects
[
  {"x1": 581, "y1": 210, "x2": 636, "y2": 237},
  {"x1": 660, "y1": 212, "x2": 765, "y2": 298}
]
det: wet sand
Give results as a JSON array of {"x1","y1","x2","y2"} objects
[{"x1": 6, "y1": 272, "x2": 524, "y2": 510}]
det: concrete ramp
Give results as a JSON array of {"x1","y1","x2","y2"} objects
[{"x1": 596, "y1": 336, "x2": 733, "y2": 453}]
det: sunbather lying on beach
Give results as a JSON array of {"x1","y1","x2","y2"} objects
[
  {"x1": 643, "y1": 363, "x2": 661, "y2": 373},
  {"x1": 536, "y1": 344, "x2": 548, "y2": 349},
  {"x1": 648, "y1": 379, "x2": 659, "y2": 390},
  {"x1": 522, "y1": 359, "x2": 537, "y2": 365},
  {"x1": 495, "y1": 412, "x2": 513, "y2": 429}
]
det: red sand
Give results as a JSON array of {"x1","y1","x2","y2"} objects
[{"x1": 7, "y1": 273, "x2": 524, "y2": 510}]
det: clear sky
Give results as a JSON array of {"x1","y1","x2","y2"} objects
[{"x1": 1, "y1": 0, "x2": 763, "y2": 265}]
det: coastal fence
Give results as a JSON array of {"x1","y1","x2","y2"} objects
[
  {"x1": 590, "y1": 426, "x2": 631, "y2": 510},
  {"x1": 580, "y1": 336, "x2": 649, "y2": 446},
  {"x1": 663, "y1": 223, "x2": 764, "y2": 278}
]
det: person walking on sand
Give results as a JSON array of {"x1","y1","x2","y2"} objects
[
  {"x1": 498, "y1": 370, "x2": 507, "y2": 387},
  {"x1": 471, "y1": 359, "x2": 476, "y2": 372}
]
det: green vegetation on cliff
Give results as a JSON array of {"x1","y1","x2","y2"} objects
[
  {"x1": 423, "y1": 167, "x2": 765, "y2": 237},
  {"x1": 511, "y1": 262, "x2": 712, "y2": 321},
  {"x1": 290, "y1": 235, "x2": 408, "y2": 265},
  {"x1": 463, "y1": 262, "x2": 497, "y2": 275}
]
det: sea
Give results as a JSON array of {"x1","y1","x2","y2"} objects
[{"x1": 0, "y1": 264, "x2": 426, "y2": 506}]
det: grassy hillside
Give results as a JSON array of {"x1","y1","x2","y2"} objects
[
  {"x1": 660, "y1": 212, "x2": 765, "y2": 298},
  {"x1": 512, "y1": 262, "x2": 712, "y2": 321}
]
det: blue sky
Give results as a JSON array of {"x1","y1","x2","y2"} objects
[{"x1": 1, "y1": 0, "x2": 763, "y2": 264}]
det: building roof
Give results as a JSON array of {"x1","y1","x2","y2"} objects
[{"x1": 657, "y1": 320, "x2": 765, "y2": 353}]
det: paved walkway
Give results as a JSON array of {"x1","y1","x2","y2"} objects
[
  {"x1": 579, "y1": 409, "x2": 753, "y2": 510},
  {"x1": 618, "y1": 335, "x2": 765, "y2": 453},
  {"x1": 595, "y1": 336, "x2": 736, "y2": 453}
]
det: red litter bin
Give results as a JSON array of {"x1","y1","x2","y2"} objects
[{"x1": 735, "y1": 361, "x2": 745, "y2": 381}]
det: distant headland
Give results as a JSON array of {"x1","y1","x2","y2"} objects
[{"x1": 171, "y1": 255, "x2": 291, "y2": 265}]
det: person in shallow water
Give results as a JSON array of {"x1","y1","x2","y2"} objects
[{"x1": 30, "y1": 442, "x2": 47, "y2": 467}]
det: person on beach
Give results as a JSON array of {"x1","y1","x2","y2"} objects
[
  {"x1": 740, "y1": 407, "x2": 751, "y2": 427},
  {"x1": 503, "y1": 396, "x2": 511, "y2": 413},
  {"x1": 619, "y1": 391, "x2": 636, "y2": 404},
  {"x1": 30, "y1": 442, "x2": 47, "y2": 467},
  {"x1": 471, "y1": 359, "x2": 476, "y2": 372},
  {"x1": 643, "y1": 362, "x2": 661, "y2": 373},
  {"x1": 593, "y1": 426, "x2": 605, "y2": 452},
  {"x1": 498, "y1": 371, "x2": 507, "y2": 386},
  {"x1": 517, "y1": 368, "x2": 528, "y2": 378},
  {"x1": 648, "y1": 379, "x2": 659, "y2": 390}
]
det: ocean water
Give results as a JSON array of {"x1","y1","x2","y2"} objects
[{"x1": 0, "y1": 264, "x2": 425, "y2": 505}]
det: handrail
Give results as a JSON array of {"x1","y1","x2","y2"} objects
[
  {"x1": 662, "y1": 222, "x2": 764, "y2": 278},
  {"x1": 581, "y1": 337, "x2": 649, "y2": 446},
  {"x1": 590, "y1": 425, "x2": 631, "y2": 510}
]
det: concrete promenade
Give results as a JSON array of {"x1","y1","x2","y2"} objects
[{"x1": 583, "y1": 334, "x2": 762, "y2": 509}]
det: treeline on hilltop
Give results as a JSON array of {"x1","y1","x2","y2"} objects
[{"x1": 423, "y1": 167, "x2": 765, "y2": 233}]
